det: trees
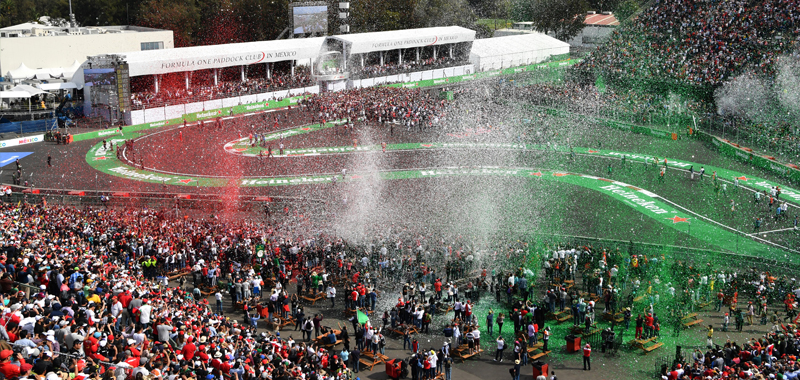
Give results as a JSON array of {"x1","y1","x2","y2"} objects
[
  {"x1": 512, "y1": 0, "x2": 588, "y2": 41},
  {"x1": 349, "y1": 0, "x2": 417, "y2": 33},
  {"x1": 137, "y1": 0, "x2": 200, "y2": 46},
  {"x1": 413, "y1": 0, "x2": 478, "y2": 29}
]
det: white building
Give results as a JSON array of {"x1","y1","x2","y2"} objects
[
  {"x1": 1, "y1": 23, "x2": 173, "y2": 83},
  {"x1": 469, "y1": 34, "x2": 570, "y2": 71},
  {"x1": 493, "y1": 12, "x2": 619, "y2": 48}
]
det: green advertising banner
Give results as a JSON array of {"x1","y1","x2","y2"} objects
[
  {"x1": 707, "y1": 134, "x2": 800, "y2": 183},
  {"x1": 73, "y1": 96, "x2": 307, "y2": 142}
]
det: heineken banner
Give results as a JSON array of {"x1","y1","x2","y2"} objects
[{"x1": 255, "y1": 244, "x2": 266, "y2": 258}]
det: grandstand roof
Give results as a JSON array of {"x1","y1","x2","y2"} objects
[
  {"x1": 120, "y1": 37, "x2": 326, "y2": 77},
  {"x1": 469, "y1": 34, "x2": 569, "y2": 70},
  {"x1": 328, "y1": 26, "x2": 476, "y2": 55},
  {"x1": 585, "y1": 13, "x2": 619, "y2": 26}
]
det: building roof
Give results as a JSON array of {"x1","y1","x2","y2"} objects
[
  {"x1": 470, "y1": 33, "x2": 569, "y2": 58},
  {"x1": 328, "y1": 26, "x2": 476, "y2": 55},
  {"x1": 584, "y1": 13, "x2": 620, "y2": 26},
  {"x1": 120, "y1": 37, "x2": 326, "y2": 77}
]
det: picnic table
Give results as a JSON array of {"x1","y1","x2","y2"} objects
[
  {"x1": 682, "y1": 312, "x2": 704, "y2": 329},
  {"x1": 301, "y1": 292, "x2": 326, "y2": 306},
  {"x1": 452, "y1": 343, "x2": 483, "y2": 363},
  {"x1": 551, "y1": 309, "x2": 572, "y2": 323},
  {"x1": 315, "y1": 329, "x2": 342, "y2": 348},
  {"x1": 526, "y1": 342, "x2": 551, "y2": 361},
  {"x1": 627, "y1": 336, "x2": 663, "y2": 354}
]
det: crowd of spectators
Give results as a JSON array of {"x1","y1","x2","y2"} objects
[
  {"x1": 578, "y1": 0, "x2": 800, "y2": 86},
  {"x1": 350, "y1": 57, "x2": 469, "y2": 80},
  {"x1": 130, "y1": 68, "x2": 315, "y2": 111},
  {"x1": 301, "y1": 87, "x2": 447, "y2": 131},
  {"x1": 0, "y1": 191, "x2": 525, "y2": 380}
]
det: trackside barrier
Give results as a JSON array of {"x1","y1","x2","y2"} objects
[
  {"x1": 699, "y1": 132, "x2": 800, "y2": 184},
  {"x1": 72, "y1": 96, "x2": 307, "y2": 142}
]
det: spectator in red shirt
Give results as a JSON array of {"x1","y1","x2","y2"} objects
[
  {"x1": 583, "y1": 343, "x2": 591, "y2": 371},
  {"x1": 0, "y1": 349, "x2": 27, "y2": 379},
  {"x1": 180, "y1": 336, "x2": 197, "y2": 360}
]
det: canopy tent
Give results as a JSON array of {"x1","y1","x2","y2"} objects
[
  {"x1": 328, "y1": 26, "x2": 476, "y2": 55},
  {"x1": 469, "y1": 33, "x2": 570, "y2": 71},
  {"x1": 39, "y1": 82, "x2": 77, "y2": 90},
  {"x1": 0, "y1": 91, "x2": 32, "y2": 99},
  {"x1": 9, "y1": 84, "x2": 49, "y2": 97},
  {"x1": 119, "y1": 37, "x2": 326, "y2": 77},
  {"x1": 6, "y1": 63, "x2": 37, "y2": 80},
  {"x1": 62, "y1": 60, "x2": 83, "y2": 79}
]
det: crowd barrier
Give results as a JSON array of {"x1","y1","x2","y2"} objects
[
  {"x1": 698, "y1": 131, "x2": 800, "y2": 184},
  {"x1": 0, "y1": 118, "x2": 55, "y2": 135}
]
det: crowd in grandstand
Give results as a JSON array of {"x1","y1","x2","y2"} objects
[
  {"x1": 130, "y1": 69, "x2": 315, "y2": 111},
  {"x1": 350, "y1": 57, "x2": 468, "y2": 79},
  {"x1": 578, "y1": 0, "x2": 800, "y2": 86}
]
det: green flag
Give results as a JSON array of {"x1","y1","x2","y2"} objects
[
  {"x1": 595, "y1": 75, "x2": 607, "y2": 94},
  {"x1": 255, "y1": 244, "x2": 265, "y2": 258},
  {"x1": 357, "y1": 310, "x2": 369, "y2": 325}
]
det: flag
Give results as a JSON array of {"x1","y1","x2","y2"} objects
[
  {"x1": 595, "y1": 76, "x2": 607, "y2": 94},
  {"x1": 357, "y1": 310, "x2": 369, "y2": 325}
]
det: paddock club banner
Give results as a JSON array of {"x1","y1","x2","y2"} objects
[{"x1": 72, "y1": 96, "x2": 306, "y2": 142}]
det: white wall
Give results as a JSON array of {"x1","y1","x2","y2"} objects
[{"x1": 0, "y1": 30, "x2": 174, "y2": 75}]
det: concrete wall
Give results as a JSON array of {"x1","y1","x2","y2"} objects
[{"x1": 0, "y1": 30, "x2": 174, "y2": 75}]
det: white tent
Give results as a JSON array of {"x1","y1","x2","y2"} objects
[
  {"x1": 39, "y1": 82, "x2": 77, "y2": 90},
  {"x1": 0, "y1": 91, "x2": 32, "y2": 98},
  {"x1": 469, "y1": 34, "x2": 570, "y2": 71},
  {"x1": 328, "y1": 26, "x2": 476, "y2": 55},
  {"x1": 62, "y1": 60, "x2": 83, "y2": 79},
  {"x1": 120, "y1": 37, "x2": 326, "y2": 77},
  {"x1": 9, "y1": 84, "x2": 49, "y2": 97},
  {"x1": 6, "y1": 63, "x2": 37, "y2": 80}
]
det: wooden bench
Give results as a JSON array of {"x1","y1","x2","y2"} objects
[
  {"x1": 167, "y1": 270, "x2": 190, "y2": 281},
  {"x1": 529, "y1": 350, "x2": 551, "y2": 361},
  {"x1": 584, "y1": 327, "x2": 602, "y2": 337},
  {"x1": 454, "y1": 348, "x2": 483, "y2": 363},
  {"x1": 550, "y1": 309, "x2": 569, "y2": 320},
  {"x1": 358, "y1": 358, "x2": 379, "y2": 371},
  {"x1": 628, "y1": 336, "x2": 656, "y2": 349},
  {"x1": 604, "y1": 311, "x2": 625, "y2": 323},
  {"x1": 683, "y1": 319, "x2": 704, "y2": 328},
  {"x1": 555, "y1": 310, "x2": 572, "y2": 323},
  {"x1": 361, "y1": 350, "x2": 389, "y2": 364},
  {"x1": 320, "y1": 339, "x2": 342, "y2": 349},
  {"x1": 642, "y1": 341, "x2": 664, "y2": 354},
  {"x1": 682, "y1": 313, "x2": 703, "y2": 329},
  {"x1": 696, "y1": 300, "x2": 712, "y2": 309},
  {"x1": 527, "y1": 342, "x2": 544, "y2": 352},
  {"x1": 301, "y1": 293, "x2": 326, "y2": 306},
  {"x1": 277, "y1": 315, "x2": 296, "y2": 327}
]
